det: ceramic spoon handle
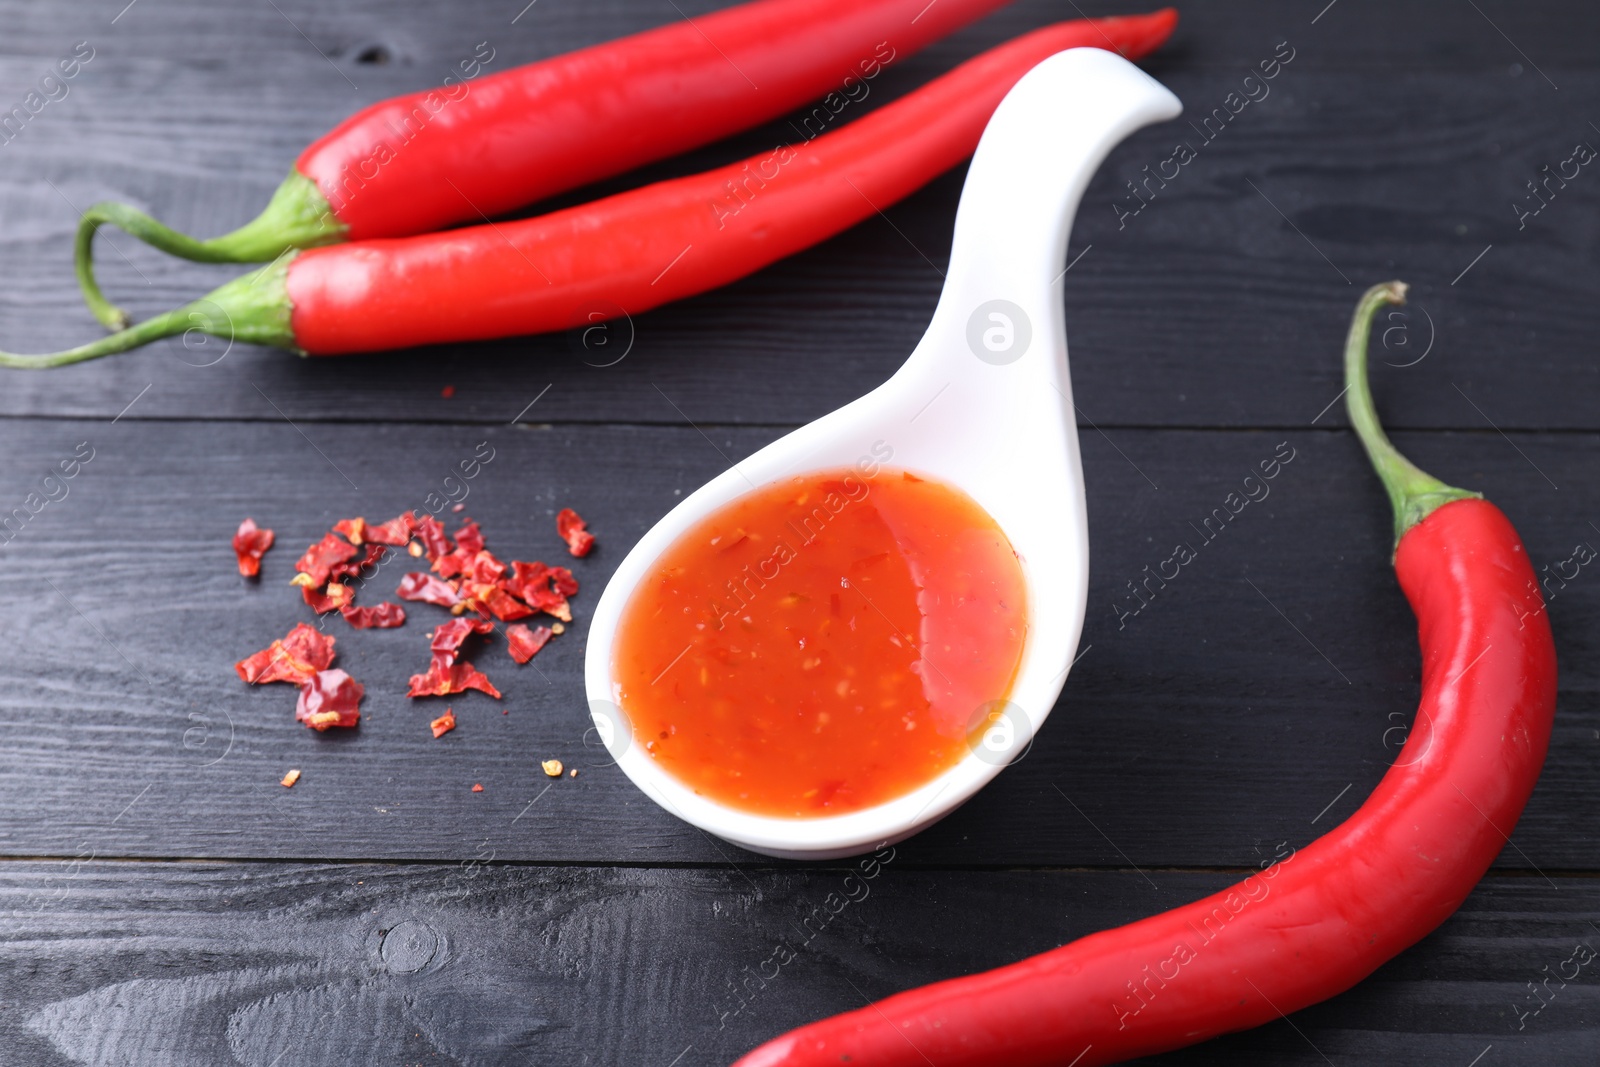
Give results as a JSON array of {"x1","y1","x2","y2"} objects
[{"x1": 910, "y1": 47, "x2": 1181, "y2": 391}]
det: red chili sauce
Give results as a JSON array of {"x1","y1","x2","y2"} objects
[{"x1": 612, "y1": 464, "x2": 1028, "y2": 817}]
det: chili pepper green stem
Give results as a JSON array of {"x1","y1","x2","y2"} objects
[
  {"x1": 0, "y1": 255, "x2": 297, "y2": 369},
  {"x1": 1345, "y1": 280, "x2": 1479, "y2": 546},
  {"x1": 76, "y1": 171, "x2": 341, "y2": 331}
]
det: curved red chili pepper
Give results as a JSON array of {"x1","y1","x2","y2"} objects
[
  {"x1": 304, "y1": 0, "x2": 1033, "y2": 242},
  {"x1": 0, "y1": 10, "x2": 1176, "y2": 369},
  {"x1": 74, "y1": 0, "x2": 1071, "y2": 330},
  {"x1": 730, "y1": 281, "x2": 1558, "y2": 1067},
  {"x1": 286, "y1": 11, "x2": 1174, "y2": 354}
]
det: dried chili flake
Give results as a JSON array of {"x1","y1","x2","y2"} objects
[
  {"x1": 471, "y1": 782, "x2": 483, "y2": 792},
  {"x1": 433, "y1": 547, "x2": 472, "y2": 580},
  {"x1": 549, "y1": 566, "x2": 579, "y2": 597},
  {"x1": 506, "y1": 560, "x2": 549, "y2": 597},
  {"x1": 430, "y1": 617, "x2": 494, "y2": 663},
  {"x1": 467, "y1": 550, "x2": 508, "y2": 584},
  {"x1": 329, "y1": 543, "x2": 387, "y2": 583},
  {"x1": 333, "y1": 517, "x2": 367, "y2": 544},
  {"x1": 294, "y1": 532, "x2": 358, "y2": 586},
  {"x1": 556, "y1": 508, "x2": 595, "y2": 557},
  {"x1": 498, "y1": 577, "x2": 535, "y2": 610},
  {"x1": 281, "y1": 623, "x2": 336, "y2": 668},
  {"x1": 407, "y1": 658, "x2": 501, "y2": 699},
  {"x1": 364, "y1": 511, "x2": 417, "y2": 546},
  {"x1": 303, "y1": 581, "x2": 354, "y2": 614},
  {"x1": 296, "y1": 668, "x2": 363, "y2": 730},
  {"x1": 430, "y1": 708, "x2": 456, "y2": 738},
  {"x1": 505, "y1": 560, "x2": 575, "y2": 620},
  {"x1": 527, "y1": 588, "x2": 571, "y2": 620},
  {"x1": 411, "y1": 614, "x2": 502, "y2": 700},
  {"x1": 340, "y1": 602, "x2": 407, "y2": 629},
  {"x1": 236, "y1": 622, "x2": 335, "y2": 685},
  {"x1": 480, "y1": 585, "x2": 533, "y2": 622},
  {"x1": 397, "y1": 572, "x2": 462, "y2": 608},
  {"x1": 507, "y1": 624, "x2": 553, "y2": 664},
  {"x1": 441, "y1": 385, "x2": 456, "y2": 398},
  {"x1": 454, "y1": 521, "x2": 485, "y2": 555},
  {"x1": 414, "y1": 514, "x2": 452, "y2": 563},
  {"x1": 233, "y1": 518, "x2": 275, "y2": 577},
  {"x1": 281, "y1": 768, "x2": 301, "y2": 788}
]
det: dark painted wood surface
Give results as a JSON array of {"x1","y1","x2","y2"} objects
[
  {"x1": 3, "y1": 421, "x2": 1598, "y2": 872},
  {"x1": 1, "y1": 1, "x2": 1598, "y2": 1064},
  {"x1": 5, "y1": 863, "x2": 1599, "y2": 1066}
]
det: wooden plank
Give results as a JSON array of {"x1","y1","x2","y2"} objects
[
  {"x1": 0, "y1": 4, "x2": 1594, "y2": 428},
  {"x1": 2, "y1": 860, "x2": 1597, "y2": 1066},
  {"x1": 0, "y1": 417, "x2": 1593, "y2": 867}
]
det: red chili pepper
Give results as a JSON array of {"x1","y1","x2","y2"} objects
[
  {"x1": 414, "y1": 514, "x2": 452, "y2": 563},
  {"x1": 549, "y1": 567, "x2": 579, "y2": 598},
  {"x1": 452, "y1": 520, "x2": 485, "y2": 555},
  {"x1": 506, "y1": 624, "x2": 553, "y2": 665},
  {"x1": 495, "y1": 559, "x2": 577, "y2": 622},
  {"x1": 363, "y1": 512, "x2": 418, "y2": 546},
  {"x1": 468, "y1": 552, "x2": 509, "y2": 584},
  {"x1": 430, "y1": 617, "x2": 495, "y2": 659},
  {"x1": 430, "y1": 708, "x2": 457, "y2": 738},
  {"x1": 504, "y1": 560, "x2": 549, "y2": 596},
  {"x1": 556, "y1": 508, "x2": 596, "y2": 557},
  {"x1": 332, "y1": 517, "x2": 366, "y2": 544},
  {"x1": 473, "y1": 584, "x2": 535, "y2": 622},
  {"x1": 296, "y1": 668, "x2": 364, "y2": 731},
  {"x1": 301, "y1": 581, "x2": 354, "y2": 614},
  {"x1": 334, "y1": 513, "x2": 417, "y2": 546},
  {"x1": 232, "y1": 518, "x2": 274, "y2": 577},
  {"x1": 397, "y1": 572, "x2": 463, "y2": 608},
  {"x1": 328, "y1": 543, "x2": 387, "y2": 583},
  {"x1": 4, "y1": 11, "x2": 1177, "y2": 368},
  {"x1": 235, "y1": 622, "x2": 336, "y2": 685},
  {"x1": 340, "y1": 602, "x2": 407, "y2": 629},
  {"x1": 74, "y1": 0, "x2": 1043, "y2": 330},
  {"x1": 408, "y1": 659, "x2": 502, "y2": 700},
  {"x1": 291, "y1": 532, "x2": 358, "y2": 587},
  {"x1": 435, "y1": 542, "x2": 502, "y2": 581},
  {"x1": 410, "y1": 618, "x2": 503, "y2": 699},
  {"x1": 733, "y1": 282, "x2": 1558, "y2": 1067}
]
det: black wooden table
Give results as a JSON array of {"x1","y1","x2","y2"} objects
[{"x1": 2, "y1": 1, "x2": 1597, "y2": 1063}]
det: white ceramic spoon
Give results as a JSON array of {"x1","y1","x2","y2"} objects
[{"x1": 583, "y1": 48, "x2": 1181, "y2": 860}]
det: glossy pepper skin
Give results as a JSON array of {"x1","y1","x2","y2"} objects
[
  {"x1": 8, "y1": 10, "x2": 1176, "y2": 370},
  {"x1": 0, "y1": 11, "x2": 1178, "y2": 369},
  {"x1": 286, "y1": 11, "x2": 1179, "y2": 355},
  {"x1": 73, "y1": 0, "x2": 1062, "y2": 331},
  {"x1": 303, "y1": 0, "x2": 1027, "y2": 241},
  {"x1": 731, "y1": 283, "x2": 1558, "y2": 1067}
]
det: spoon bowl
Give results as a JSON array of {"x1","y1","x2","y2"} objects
[{"x1": 585, "y1": 48, "x2": 1181, "y2": 859}]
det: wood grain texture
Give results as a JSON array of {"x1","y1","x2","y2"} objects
[
  {"x1": 2, "y1": 861, "x2": 1597, "y2": 1067},
  {"x1": 0, "y1": 2, "x2": 1594, "y2": 427},
  {"x1": 0, "y1": 418, "x2": 1593, "y2": 870}
]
